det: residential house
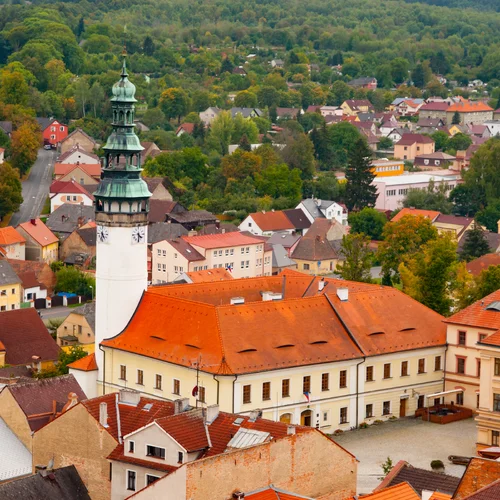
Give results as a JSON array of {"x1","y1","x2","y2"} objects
[
  {"x1": 419, "y1": 101, "x2": 450, "y2": 121},
  {"x1": 348, "y1": 77, "x2": 377, "y2": 90},
  {"x1": 240, "y1": 210, "x2": 295, "y2": 236},
  {"x1": 0, "y1": 260, "x2": 21, "y2": 311},
  {"x1": 282, "y1": 208, "x2": 312, "y2": 234},
  {"x1": 271, "y1": 243, "x2": 297, "y2": 274},
  {"x1": 416, "y1": 117, "x2": 446, "y2": 134},
  {"x1": 380, "y1": 126, "x2": 406, "y2": 143},
  {"x1": 296, "y1": 199, "x2": 348, "y2": 226},
  {"x1": 199, "y1": 107, "x2": 220, "y2": 125},
  {"x1": 164, "y1": 210, "x2": 218, "y2": 230},
  {"x1": 494, "y1": 108, "x2": 500, "y2": 121},
  {"x1": 57, "y1": 302, "x2": 95, "y2": 347},
  {"x1": 197, "y1": 222, "x2": 239, "y2": 236},
  {"x1": 232, "y1": 66, "x2": 247, "y2": 76},
  {"x1": 466, "y1": 254, "x2": 500, "y2": 276},
  {"x1": 373, "y1": 172, "x2": 459, "y2": 211},
  {"x1": 270, "y1": 59, "x2": 284, "y2": 68},
  {"x1": 60, "y1": 224, "x2": 96, "y2": 267},
  {"x1": 5, "y1": 258, "x2": 56, "y2": 295},
  {"x1": 230, "y1": 107, "x2": 263, "y2": 119},
  {"x1": 60, "y1": 128, "x2": 97, "y2": 155},
  {"x1": 54, "y1": 163, "x2": 101, "y2": 185},
  {"x1": 145, "y1": 200, "x2": 181, "y2": 224},
  {"x1": 175, "y1": 123, "x2": 195, "y2": 137},
  {"x1": 453, "y1": 457, "x2": 500, "y2": 497},
  {"x1": 152, "y1": 231, "x2": 271, "y2": 283},
  {"x1": 0, "y1": 227, "x2": 26, "y2": 260},
  {"x1": 16, "y1": 219, "x2": 59, "y2": 263},
  {"x1": 414, "y1": 152, "x2": 456, "y2": 170},
  {"x1": 0, "y1": 120, "x2": 13, "y2": 137},
  {"x1": 391, "y1": 208, "x2": 441, "y2": 224},
  {"x1": 49, "y1": 180, "x2": 94, "y2": 212},
  {"x1": 394, "y1": 134, "x2": 435, "y2": 161},
  {"x1": 172, "y1": 267, "x2": 234, "y2": 284},
  {"x1": 276, "y1": 107, "x2": 302, "y2": 119},
  {"x1": 57, "y1": 144, "x2": 100, "y2": 165},
  {"x1": 38, "y1": 118, "x2": 68, "y2": 147},
  {"x1": 46, "y1": 204, "x2": 95, "y2": 241},
  {"x1": 374, "y1": 460, "x2": 460, "y2": 497},
  {"x1": 0, "y1": 308, "x2": 60, "y2": 370},
  {"x1": 147, "y1": 222, "x2": 188, "y2": 245},
  {"x1": 320, "y1": 105, "x2": 343, "y2": 117},
  {"x1": 142, "y1": 177, "x2": 173, "y2": 201},
  {"x1": 267, "y1": 232, "x2": 301, "y2": 256},
  {"x1": 95, "y1": 271, "x2": 448, "y2": 434},
  {"x1": 393, "y1": 98, "x2": 424, "y2": 116},
  {"x1": 0, "y1": 465, "x2": 91, "y2": 500},
  {"x1": 291, "y1": 219, "x2": 346, "y2": 274},
  {"x1": 446, "y1": 101, "x2": 494, "y2": 126},
  {"x1": 484, "y1": 120, "x2": 500, "y2": 137},
  {"x1": 340, "y1": 100, "x2": 375, "y2": 116},
  {"x1": 371, "y1": 160, "x2": 405, "y2": 177},
  {"x1": 467, "y1": 124, "x2": 491, "y2": 140},
  {"x1": 18, "y1": 270, "x2": 48, "y2": 305},
  {"x1": 141, "y1": 142, "x2": 161, "y2": 163},
  {"x1": 453, "y1": 144, "x2": 480, "y2": 171}
]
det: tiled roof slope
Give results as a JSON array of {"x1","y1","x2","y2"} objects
[
  {"x1": 462, "y1": 479, "x2": 500, "y2": 500},
  {"x1": 4, "y1": 259, "x2": 56, "y2": 294},
  {"x1": 375, "y1": 460, "x2": 460, "y2": 496},
  {"x1": 454, "y1": 458, "x2": 500, "y2": 499},
  {"x1": 0, "y1": 227, "x2": 25, "y2": 246},
  {"x1": 466, "y1": 254, "x2": 500, "y2": 276},
  {"x1": 246, "y1": 486, "x2": 314, "y2": 499},
  {"x1": 54, "y1": 163, "x2": 101, "y2": 178},
  {"x1": 429, "y1": 493, "x2": 452, "y2": 500},
  {"x1": 17, "y1": 219, "x2": 58, "y2": 246},
  {"x1": 445, "y1": 289, "x2": 500, "y2": 330},
  {"x1": 185, "y1": 231, "x2": 263, "y2": 249},
  {"x1": 358, "y1": 482, "x2": 420, "y2": 500},
  {"x1": 391, "y1": 208, "x2": 441, "y2": 223},
  {"x1": 185, "y1": 268, "x2": 234, "y2": 282},
  {"x1": 102, "y1": 274, "x2": 446, "y2": 374},
  {"x1": 68, "y1": 352, "x2": 97, "y2": 371},
  {"x1": 155, "y1": 411, "x2": 210, "y2": 452},
  {"x1": 248, "y1": 211, "x2": 295, "y2": 231},
  {"x1": 0, "y1": 260, "x2": 21, "y2": 286},
  {"x1": 448, "y1": 101, "x2": 493, "y2": 112},
  {"x1": 0, "y1": 308, "x2": 60, "y2": 365}
]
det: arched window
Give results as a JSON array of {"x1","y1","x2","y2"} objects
[{"x1": 279, "y1": 413, "x2": 292, "y2": 424}]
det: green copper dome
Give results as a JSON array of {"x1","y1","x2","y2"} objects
[{"x1": 111, "y1": 58, "x2": 137, "y2": 103}]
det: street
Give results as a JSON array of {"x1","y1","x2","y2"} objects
[
  {"x1": 9, "y1": 148, "x2": 58, "y2": 227},
  {"x1": 39, "y1": 306, "x2": 73, "y2": 320}
]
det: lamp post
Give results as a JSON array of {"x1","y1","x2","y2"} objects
[{"x1": 89, "y1": 285, "x2": 94, "y2": 301}]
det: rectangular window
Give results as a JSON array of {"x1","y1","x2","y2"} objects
[
  {"x1": 366, "y1": 404, "x2": 373, "y2": 418},
  {"x1": 157, "y1": 249, "x2": 161, "y2": 256},
  {"x1": 262, "y1": 382, "x2": 271, "y2": 401},
  {"x1": 418, "y1": 359, "x2": 425, "y2": 374},
  {"x1": 303, "y1": 263, "x2": 310, "y2": 270},
  {"x1": 303, "y1": 376, "x2": 311, "y2": 394},
  {"x1": 383, "y1": 401, "x2": 391, "y2": 415},
  {"x1": 199, "y1": 386, "x2": 205, "y2": 403},
  {"x1": 401, "y1": 361, "x2": 409, "y2": 377},
  {"x1": 157, "y1": 263, "x2": 161, "y2": 271},
  {"x1": 434, "y1": 356, "x2": 442, "y2": 371},
  {"x1": 282, "y1": 379, "x2": 290, "y2": 398},
  {"x1": 127, "y1": 470, "x2": 136, "y2": 491},
  {"x1": 218, "y1": 250, "x2": 222, "y2": 256},
  {"x1": 146, "y1": 475, "x2": 159, "y2": 486},
  {"x1": 457, "y1": 392, "x2": 464, "y2": 405},
  {"x1": 178, "y1": 451, "x2": 184, "y2": 464},
  {"x1": 225, "y1": 249, "x2": 229, "y2": 256},
  {"x1": 120, "y1": 365, "x2": 127, "y2": 380},
  {"x1": 146, "y1": 445, "x2": 165, "y2": 459},
  {"x1": 383, "y1": 363, "x2": 391, "y2": 379},
  {"x1": 129, "y1": 441, "x2": 135, "y2": 453},
  {"x1": 137, "y1": 370, "x2": 144, "y2": 385},
  {"x1": 366, "y1": 366, "x2": 374, "y2": 382},
  {"x1": 457, "y1": 357, "x2": 466, "y2": 374},
  {"x1": 339, "y1": 370, "x2": 347, "y2": 388},
  {"x1": 458, "y1": 331, "x2": 466, "y2": 345},
  {"x1": 213, "y1": 251, "x2": 217, "y2": 257},
  {"x1": 495, "y1": 358, "x2": 500, "y2": 376},
  {"x1": 492, "y1": 431, "x2": 500, "y2": 446},
  {"x1": 418, "y1": 395, "x2": 425, "y2": 409},
  {"x1": 245, "y1": 261, "x2": 249, "y2": 268},
  {"x1": 322, "y1": 373, "x2": 330, "y2": 391},
  {"x1": 241, "y1": 261, "x2": 245, "y2": 269},
  {"x1": 173, "y1": 379, "x2": 180, "y2": 395},
  {"x1": 243, "y1": 385, "x2": 251, "y2": 404},
  {"x1": 340, "y1": 407, "x2": 348, "y2": 424},
  {"x1": 155, "y1": 374, "x2": 162, "y2": 390},
  {"x1": 494, "y1": 394, "x2": 500, "y2": 412},
  {"x1": 479, "y1": 333, "x2": 488, "y2": 342}
]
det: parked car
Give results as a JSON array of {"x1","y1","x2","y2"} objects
[{"x1": 44, "y1": 144, "x2": 52, "y2": 150}]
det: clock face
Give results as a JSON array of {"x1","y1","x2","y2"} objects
[
  {"x1": 132, "y1": 226, "x2": 145, "y2": 244},
  {"x1": 97, "y1": 225, "x2": 109, "y2": 243}
]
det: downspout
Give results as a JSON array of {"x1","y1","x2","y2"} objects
[
  {"x1": 443, "y1": 342, "x2": 449, "y2": 393},
  {"x1": 99, "y1": 344, "x2": 106, "y2": 395},
  {"x1": 232, "y1": 375, "x2": 238, "y2": 413},
  {"x1": 324, "y1": 293, "x2": 366, "y2": 428},
  {"x1": 212, "y1": 374, "x2": 220, "y2": 405},
  {"x1": 115, "y1": 393, "x2": 122, "y2": 444}
]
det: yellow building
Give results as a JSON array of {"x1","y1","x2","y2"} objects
[
  {"x1": 371, "y1": 160, "x2": 405, "y2": 177},
  {"x1": 16, "y1": 219, "x2": 59, "y2": 264},
  {"x1": 90, "y1": 272, "x2": 447, "y2": 432},
  {"x1": 0, "y1": 260, "x2": 21, "y2": 311},
  {"x1": 57, "y1": 302, "x2": 95, "y2": 347}
]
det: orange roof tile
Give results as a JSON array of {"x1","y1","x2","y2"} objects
[
  {"x1": 445, "y1": 290, "x2": 500, "y2": 331},
  {"x1": 448, "y1": 101, "x2": 493, "y2": 113},
  {"x1": 429, "y1": 493, "x2": 452, "y2": 500},
  {"x1": 67, "y1": 352, "x2": 97, "y2": 371},
  {"x1": 246, "y1": 487, "x2": 313, "y2": 499},
  {"x1": 17, "y1": 219, "x2": 58, "y2": 247},
  {"x1": 107, "y1": 444, "x2": 179, "y2": 472},
  {"x1": 54, "y1": 162, "x2": 101, "y2": 178},
  {"x1": 454, "y1": 458, "x2": 500, "y2": 499},
  {"x1": 155, "y1": 412, "x2": 210, "y2": 452},
  {"x1": 0, "y1": 227, "x2": 26, "y2": 246},
  {"x1": 49, "y1": 180, "x2": 94, "y2": 199},
  {"x1": 249, "y1": 211, "x2": 295, "y2": 232},
  {"x1": 184, "y1": 231, "x2": 263, "y2": 249},
  {"x1": 466, "y1": 254, "x2": 500, "y2": 277},
  {"x1": 391, "y1": 208, "x2": 441, "y2": 223},
  {"x1": 185, "y1": 268, "x2": 234, "y2": 282},
  {"x1": 359, "y1": 483, "x2": 420, "y2": 500}
]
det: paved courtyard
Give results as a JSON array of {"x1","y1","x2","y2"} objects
[{"x1": 334, "y1": 417, "x2": 476, "y2": 494}]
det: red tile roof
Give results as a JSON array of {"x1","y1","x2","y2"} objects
[
  {"x1": 0, "y1": 227, "x2": 25, "y2": 246},
  {"x1": 248, "y1": 211, "x2": 295, "y2": 232},
  {"x1": 17, "y1": 219, "x2": 59, "y2": 247},
  {"x1": 17, "y1": 271, "x2": 44, "y2": 290},
  {"x1": 445, "y1": 289, "x2": 500, "y2": 331},
  {"x1": 429, "y1": 494, "x2": 452, "y2": 500},
  {"x1": 0, "y1": 308, "x2": 60, "y2": 365},
  {"x1": 391, "y1": 208, "x2": 441, "y2": 223},
  {"x1": 466, "y1": 254, "x2": 500, "y2": 277},
  {"x1": 396, "y1": 134, "x2": 435, "y2": 146},
  {"x1": 54, "y1": 163, "x2": 101, "y2": 178},
  {"x1": 155, "y1": 412, "x2": 210, "y2": 452},
  {"x1": 107, "y1": 444, "x2": 179, "y2": 472},
  {"x1": 454, "y1": 458, "x2": 500, "y2": 499},
  {"x1": 49, "y1": 180, "x2": 94, "y2": 199},
  {"x1": 68, "y1": 352, "x2": 97, "y2": 371},
  {"x1": 357, "y1": 482, "x2": 420, "y2": 500},
  {"x1": 57, "y1": 145, "x2": 100, "y2": 163},
  {"x1": 246, "y1": 487, "x2": 313, "y2": 499},
  {"x1": 184, "y1": 231, "x2": 263, "y2": 249},
  {"x1": 166, "y1": 238, "x2": 205, "y2": 262},
  {"x1": 448, "y1": 101, "x2": 493, "y2": 113},
  {"x1": 176, "y1": 123, "x2": 195, "y2": 134},
  {"x1": 461, "y1": 478, "x2": 500, "y2": 500},
  {"x1": 185, "y1": 268, "x2": 234, "y2": 282},
  {"x1": 420, "y1": 102, "x2": 450, "y2": 111}
]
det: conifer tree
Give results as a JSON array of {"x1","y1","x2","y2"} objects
[
  {"x1": 452, "y1": 110, "x2": 461, "y2": 125},
  {"x1": 460, "y1": 226, "x2": 491, "y2": 262},
  {"x1": 238, "y1": 134, "x2": 252, "y2": 152},
  {"x1": 344, "y1": 137, "x2": 377, "y2": 211}
]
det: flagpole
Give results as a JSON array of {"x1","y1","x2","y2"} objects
[{"x1": 196, "y1": 356, "x2": 200, "y2": 408}]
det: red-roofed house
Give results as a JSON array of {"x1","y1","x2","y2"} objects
[
  {"x1": 394, "y1": 134, "x2": 435, "y2": 161},
  {"x1": 57, "y1": 144, "x2": 100, "y2": 165},
  {"x1": 446, "y1": 101, "x2": 493, "y2": 125},
  {"x1": 239, "y1": 210, "x2": 296, "y2": 236},
  {"x1": 60, "y1": 128, "x2": 97, "y2": 155},
  {"x1": 54, "y1": 162, "x2": 102, "y2": 184},
  {"x1": 0, "y1": 226, "x2": 26, "y2": 260},
  {"x1": 419, "y1": 101, "x2": 450, "y2": 121},
  {"x1": 39, "y1": 119, "x2": 68, "y2": 147},
  {"x1": 466, "y1": 254, "x2": 500, "y2": 277},
  {"x1": 175, "y1": 123, "x2": 196, "y2": 137},
  {"x1": 151, "y1": 231, "x2": 272, "y2": 283},
  {"x1": 49, "y1": 180, "x2": 94, "y2": 212},
  {"x1": 16, "y1": 218, "x2": 59, "y2": 263}
]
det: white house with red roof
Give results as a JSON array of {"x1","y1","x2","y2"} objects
[
  {"x1": 0, "y1": 227, "x2": 26, "y2": 260},
  {"x1": 54, "y1": 162, "x2": 102, "y2": 185},
  {"x1": 49, "y1": 180, "x2": 94, "y2": 212},
  {"x1": 57, "y1": 144, "x2": 100, "y2": 165}
]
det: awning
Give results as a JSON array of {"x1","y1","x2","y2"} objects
[{"x1": 426, "y1": 389, "x2": 463, "y2": 399}]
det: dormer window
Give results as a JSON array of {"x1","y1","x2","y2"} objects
[
  {"x1": 146, "y1": 445, "x2": 165, "y2": 459},
  {"x1": 178, "y1": 451, "x2": 184, "y2": 464}
]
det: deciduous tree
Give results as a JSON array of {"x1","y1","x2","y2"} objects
[
  {"x1": 336, "y1": 233, "x2": 373, "y2": 283},
  {"x1": 348, "y1": 207, "x2": 387, "y2": 240},
  {"x1": 159, "y1": 87, "x2": 190, "y2": 123},
  {"x1": 0, "y1": 162, "x2": 23, "y2": 219}
]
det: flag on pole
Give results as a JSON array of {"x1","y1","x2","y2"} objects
[
  {"x1": 303, "y1": 391, "x2": 310, "y2": 402},
  {"x1": 192, "y1": 386, "x2": 199, "y2": 397}
]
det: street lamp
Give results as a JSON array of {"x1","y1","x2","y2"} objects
[{"x1": 89, "y1": 285, "x2": 93, "y2": 301}]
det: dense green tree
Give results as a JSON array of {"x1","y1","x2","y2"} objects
[
  {"x1": 344, "y1": 137, "x2": 377, "y2": 211},
  {"x1": 348, "y1": 207, "x2": 387, "y2": 240},
  {"x1": 142, "y1": 107, "x2": 166, "y2": 129},
  {"x1": 326, "y1": 122, "x2": 362, "y2": 168},
  {"x1": 0, "y1": 162, "x2": 23, "y2": 219},
  {"x1": 450, "y1": 184, "x2": 483, "y2": 217},
  {"x1": 411, "y1": 62, "x2": 432, "y2": 88},
  {"x1": 279, "y1": 131, "x2": 315, "y2": 179},
  {"x1": 55, "y1": 267, "x2": 95, "y2": 296},
  {"x1": 238, "y1": 134, "x2": 252, "y2": 152},
  {"x1": 143, "y1": 36, "x2": 155, "y2": 56},
  {"x1": 391, "y1": 58, "x2": 410, "y2": 84},
  {"x1": 255, "y1": 164, "x2": 302, "y2": 200},
  {"x1": 432, "y1": 130, "x2": 449, "y2": 151},
  {"x1": 159, "y1": 87, "x2": 190, "y2": 123},
  {"x1": 234, "y1": 90, "x2": 258, "y2": 108},
  {"x1": 476, "y1": 199, "x2": 500, "y2": 231},
  {"x1": 336, "y1": 233, "x2": 373, "y2": 283},
  {"x1": 451, "y1": 111, "x2": 461, "y2": 125},
  {"x1": 231, "y1": 113, "x2": 259, "y2": 144},
  {"x1": 447, "y1": 133, "x2": 472, "y2": 153},
  {"x1": 459, "y1": 226, "x2": 491, "y2": 262},
  {"x1": 402, "y1": 180, "x2": 453, "y2": 214}
]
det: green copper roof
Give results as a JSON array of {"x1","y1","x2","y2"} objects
[
  {"x1": 103, "y1": 130, "x2": 143, "y2": 152},
  {"x1": 94, "y1": 177, "x2": 151, "y2": 200},
  {"x1": 111, "y1": 58, "x2": 137, "y2": 103}
]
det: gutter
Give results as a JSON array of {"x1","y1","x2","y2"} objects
[
  {"x1": 99, "y1": 344, "x2": 106, "y2": 395},
  {"x1": 115, "y1": 393, "x2": 122, "y2": 444},
  {"x1": 232, "y1": 374, "x2": 238, "y2": 413},
  {"x1": 212, "y1": 374, "x2": 220, "y2": 405}
]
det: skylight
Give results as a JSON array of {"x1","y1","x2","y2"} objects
[
  {"x1": 185, "y1": 343, "x2": 200, "y2": 349},
  {"x1": 368, "y1": 331, "x2": 385, "y2": 336}
]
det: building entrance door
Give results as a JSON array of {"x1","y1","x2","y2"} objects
[
  {"x1": 301, "y1": 410, "x2": 312, "y2": 426},
  {"x1": 400, "y1": 398, "x2": 407, "y2": 417}
]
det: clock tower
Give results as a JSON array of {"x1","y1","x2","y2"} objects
[{"x1": 94, "y1": 56, "x2": 151, "y2": 387}]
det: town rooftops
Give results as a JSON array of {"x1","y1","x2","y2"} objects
[
  {"x1": 17, "y1": 271, "x2": 44, "y2": 290},
  {"x1": 49, "y1": 180, "x2": 94, "y2": 199},
  {"x1": 101, "y1": 271, "x2": 447, "y2": 375},
  {"x1": 459, "y1": 478, "x2": 500, "y2": 500},
  {"x1": 182, "y1": 268, "x2": 234, "y2": 283},
  {"x1": 373, "y1": 173, "x2": 459, "y2": 187},
  {"x1": 267, "y1": 232, "x2": 301, "y2": 249},
  {"x1": 420, "y1": 102, "x2": 450, "y2": 111},
  {"x1": 375, "y1": 460, "x2": 460, "y2": 496},
  {"x1": 360, "y1": 482, "x2": 420, "y2": 500},
  {"x1": 184, "y1": 231, "x2": 264, "y2": 249},
  {"x1": 245, "y1": 485, "x2": 314, "y2": 499},
  {"x1": 448, "y1": 101, "x2": 493, "y2": 113},
  {"x1": 17, "y1": 219, "x2": 59, "y2": 247},
  {"x1": 68, "y1": 352, "x2": 97, "y2": 372},
  {"x1": 283, "y1": 209, "x2": 311, "y2": 230},
  {"x1": 414, "y1": 152, "x2": 456, "y2": 160},
  {"x1": 69, "y1": 302, "x2": 96, "y2": 331},
  {"x1": 0, "y1": 260, "x2": 21, "y2": 286},
  {"x1": 448, "y1": 290, "x2": 500, "y2": 331},
  {"x1": 391, "y1": 208, "x2": 441, "y2": 223},
  {"x1": 466, "y1": 254, "x2": 500, "y2": 276},
  {"x1": 58, "y1": 144, "x2": 100, "y2": 163},
  {"x1": 147, "y1": 199, "x2": 180, "y2": 223},
  {"x1": 344, "y1": 99, "x2": 374, "y2": 110},
  {"x1": 4, "y1": 259, "x2": 56, "y2": 294},
  {"x1": 0, "y1": 227, "x2": 25, "y2": 247},
  {"x1": 291, "y1": 233, "x2": 339, "y2": 261},
  {"x1": 0, "y1": 464, "x2": 91, "y2": 500},
  {"x1": 165, "y1": 209, "x2": 217, "y2": 225},
  {"x1": 166, "y1": 238, "x2": 205, "y2": 261},
  {"x1": 54, "y1": 163, "x2": 101, "y2": 178},
  {"x1": 60, "y1": 128, "x2": 96, "y2": 147},
  {"x1": 396, "y1": 134, "x2": 435, "y2": 146},
  {"x1": 147, "y1": 222, "x2": 188, "y2": 244},
  {"x1": 46, "y1": 204, "x2": 95, "y2": 237},
  {"x1": 453, "y1": 458, "x2": 500, "y2": 499},
  {"x1": 248, "y1": 211, "x2": 295, "y2": 232},
  {"x1": 0, "y1": 417, "x2": 32, "y2": 483}
]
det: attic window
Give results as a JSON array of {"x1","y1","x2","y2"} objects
[
  {"x1": 276, "y1": 344, "x2": 295, "y2": 348},
  {"x1": 368, "y1": 331, "x2": 385, "y2": 336},
  {"x1": 238, "y1": 348, "x2": 257, "y2": 353},
  {"x1": 233, "y1": 418, "x2": 244, "y2": 426},
  {"x1": 310, "y1": 340, "x2": 328, "y2": 345},
  {"x1": 150, "y1": 335, "x2": 166, "y2": 341},
  {"x1": 185, "y1": 343, "x2": 200, "y2": 349},
  {"x1": 486, "y1": 301, "x2": 500, "y2": 312},
  {"x1": 143, "y1": 403, "x2": 153, "y2": 412},
  {"x1": 400, "y1": 327, "x2": 416, "y2": 332}
]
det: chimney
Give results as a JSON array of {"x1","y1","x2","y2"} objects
[
  {"x1": 174, "y1": 397, "x2": 190, "y2": 414},
  {"x1": 188, "y1": 229, "x2": 197, "y2": 237},
  {"x1": 318, "y1": 277, "x2": 326, "y2": 292},
  {"x1": 248, "y1": 409, "x2": 262, "y2": 422},
  {"x1": 36, "y1": 465, "x2": 48, "y2": 477},
  {"x1": 99, "y1": 402, "x2": 108, "y2": 427},
  {"x1": 119, "y1": 388, "x2": 141, "y2": 406},
  {"x1": 206, "y1": 404, "x2": 219, "y2": 424},
  {"x1": 31, "y1": 355, "x2": 41, "y2": 372},
  {"x1": 62, "y1": 392, "x2": 79, "y2": 413},
  {"x1": 77, "y1": 216, "x2": 84, "y2": 227},
  {"x1": 30, "y1": 219, "x2": 36, "y2": 225},
  {"x1": 232, "y1": 493, "x2": 245, "y2": 500},
  {"x1": 337, "y1": 288, "x2": 349, "y2": 301},
  {"x1": 222, "y1": 228, "x2": 226, "y2": 234},
  {"x1": 287, "y1": 425, "x2": 296, "y2": 435}
]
